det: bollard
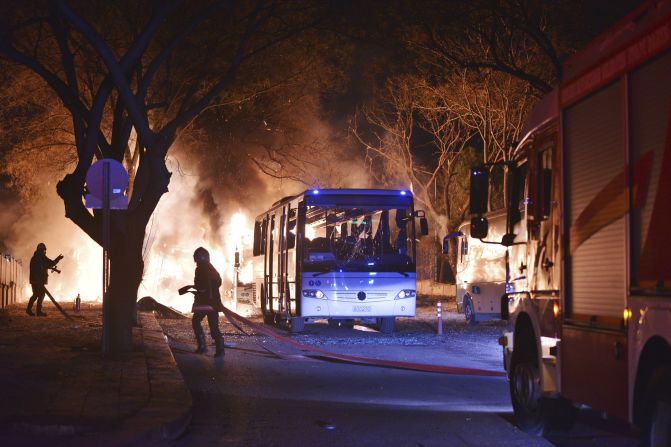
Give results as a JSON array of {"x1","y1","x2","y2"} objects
[{"x1": 437, "y1": 301, "x2": 443, "y2": 335}]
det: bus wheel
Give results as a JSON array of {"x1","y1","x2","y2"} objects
[
  {"x1": 260, "y1": 285, "x2": 273, "y2": 325},
  {"x1": 291, "y1": 317, "x2": 305, "y2": 333},
  {"x1": 464, "y1": 298, "x2": 477, "y2": 326},
  {"x1": 379, "y1": 317, "x2": 395, "y2": 334}
]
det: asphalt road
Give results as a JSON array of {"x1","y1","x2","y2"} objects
[
  {"x1": 157, "y1": 313, "x2": 550, "y2": 447},
  {"x1": 156, "y1": 307, "x2": 641, "y2": 447}
]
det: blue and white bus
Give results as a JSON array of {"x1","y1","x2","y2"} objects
[{"x1": 252, "y1": 189, "x2": 428, "y2": 332}]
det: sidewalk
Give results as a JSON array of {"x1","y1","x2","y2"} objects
[{"x1": 0, "y1": 303, "x2": 191, "y2": 447}]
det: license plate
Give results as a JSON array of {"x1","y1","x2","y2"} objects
[{"x1": 352, "y1": 305, "x2": 371, "y2": 312}]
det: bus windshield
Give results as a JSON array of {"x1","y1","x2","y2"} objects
[{"x1": 302, "y1": 204, "x2": 415, "y2": 274}]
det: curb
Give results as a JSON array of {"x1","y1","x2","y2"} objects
[{"x1": 117, "y1": 312, "x2": 192, "y2": 444}]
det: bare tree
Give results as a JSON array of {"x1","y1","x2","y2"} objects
[
  {"x1": 427, "y1": 68, "x2": 532, "y2": 165},
  {"x1": 352, "y1": 76, "x2": 471, "y2": 238},
  {"x1": 0, "y1": 0, "x2": 321, "y2": 352},
  {"x1": 422, "y1": 0, "x2": 566, "y2": 96}
]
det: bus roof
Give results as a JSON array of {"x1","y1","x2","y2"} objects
[{"x1": 262, "y1": 188, "x2": 414, "y2": 216}]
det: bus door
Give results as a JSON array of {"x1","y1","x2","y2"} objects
[
  {"x1": 276, "y1": 206, "x2": 291, "y2": 316},
  {"x1": 266, "y1": 214, "x2": 276, "y2": 316},
  {"x1": 285, "y1": 206, "x2": 298, "y2": 315}
]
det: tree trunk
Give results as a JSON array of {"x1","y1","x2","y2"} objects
[
  {"x1": 57, "y1": 157, "x2": 169, "y2": 354},
  {"x1": 107, "y1": 236, "x2": 144, "y2": 352}
]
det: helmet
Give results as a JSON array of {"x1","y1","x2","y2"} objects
[
  {"x1": 36, "y1": 243, "x2": 46, "y2": 252},
  {"x1": 193, "y1": 247, "x2": 210, "y2": 264}
]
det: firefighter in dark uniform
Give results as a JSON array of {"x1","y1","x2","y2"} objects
[
  {"x1": 26, "y1": 243, "x2": 63, "y2": 316},
  {"x1": 191, "y1": 247, "x2": 224, "y2": 357}
]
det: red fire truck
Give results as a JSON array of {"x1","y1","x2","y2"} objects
[{"x1": 466, "y1": 0, "x2": 671, "y2": 442}]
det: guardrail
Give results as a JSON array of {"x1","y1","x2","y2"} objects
[{"x1": 0, "y1": 254, "x2": 25, "y2": 309}]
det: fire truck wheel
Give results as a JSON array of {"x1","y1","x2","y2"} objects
[
  {"x1": 511, "y1": 360, "x2": 576, "y2": 435},
  {"x1": 464, "y1": 298, "x2": 477, "y2": 326},
  {"x1": 649, "y1": 400, "x2": 671, "y2": 447},
  {"x1": 510, "y1": 360, "x2": 545, "y2": 435},
  {"x1": 646, "y1": 366, "x2": 671, "y2": 447}
]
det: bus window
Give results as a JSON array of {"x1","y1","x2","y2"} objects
[
  {"x1": 261, "y1": 218, "x2": 268, "y2": 255},
  {"x1": 302, "y1": 205, "x2": 415, "y2": 273},
  {"x1": 253, "y1": 220, "x2": 263, "y2": 256},
  {"x1": 287, "y1": 208, "x2": 297, "y2": 249}
]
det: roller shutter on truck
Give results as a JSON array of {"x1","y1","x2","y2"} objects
[
  {"x1": 565, "y1": 81, "x2": 626, "y2": 323},
  {"x1": 563, "y1": 80, "x2": 629, "y2": 419},
  {"x1": 630, "y1": 51, "x2": 671, "y2": 290}
]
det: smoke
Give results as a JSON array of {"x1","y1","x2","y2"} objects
[
  {"x1": 0, "y1": 92, "x2": 376, "y2": 313},
  {"x1": 138, "y1": 152, "x2": 267, "y2": 312},
  {"x1": 0, "y1": 182, "x2": 103, "y2": 304}
]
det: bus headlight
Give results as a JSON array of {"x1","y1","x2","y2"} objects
[
  {"x1": 302, "y1": 289, "x2": 325, "y2": 299},
  {"x1": 395, "y1": 289, "x2": 416, "y2": 299}
]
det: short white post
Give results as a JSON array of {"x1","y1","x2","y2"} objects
[{"x1": 437, "y1": 301, "x2": 443, "y2": 335}]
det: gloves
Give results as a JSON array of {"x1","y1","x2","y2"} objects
[{"x1": 178, "y1": 285, "x2": 195, "y2": 295}]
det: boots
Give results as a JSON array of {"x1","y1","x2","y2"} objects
[
  {"x1": 194, "y1": 334, "x2": 207, "y2": 354},
  {"x1": 26, "y1": 297, "x2": 36, "y2": 316},
  {"x1": 214, "y1": 337, "x2": 224, "y2": 358},
  {"x1": 36, "y1": 304, "x2": 47, "y2": 317}
]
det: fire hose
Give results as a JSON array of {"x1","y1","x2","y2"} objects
[
  {"x1": 220, "y1": 306, "x2": 506, "y2": 377},
  {"x1": 44, "y1": 287, "x2": 74, "y2": 321}
]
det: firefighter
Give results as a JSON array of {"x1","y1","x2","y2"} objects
[
  {"x1": 191, "y1": 247, "x2": 224, "y2": 357},
  {"x1": 26, "y1": 243, "x2": 63, "y2": 317}
]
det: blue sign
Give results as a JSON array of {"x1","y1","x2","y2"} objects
[{"x1": 85, "y1": 159, "x2": 129, "y2": 209}]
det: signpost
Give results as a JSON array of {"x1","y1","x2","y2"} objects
[{"x1": 85, "y1": 159, "x2": 128, "y2": 355}]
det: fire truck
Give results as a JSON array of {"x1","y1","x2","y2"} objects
[{"x1": 465, "y1": 1, "x2": 671, "y2": 442}]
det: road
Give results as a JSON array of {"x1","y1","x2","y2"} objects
[{"x1": 156, "y1": 307, "x2": 640, "y2": 447}]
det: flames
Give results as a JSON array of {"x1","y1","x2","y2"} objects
[
  {"x1": 138, "y1": 204, "x2": 256, "y2": 312},
  {"x1": 28, "y1": 170, "x2": 258, "y2": 314}
]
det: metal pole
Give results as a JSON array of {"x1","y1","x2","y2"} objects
[
  {"x1": 102, "y1": 161, "x2": 110, "y2": 355},
  {"x1": 233, "y1": 248, "x2": 240, "y2": 312},
  {"x1": 437, "y1": 301, "x2": 443, "y2": 335},
  {"x1": 233, "y1": 268, "x2": 238, "y2": 312}
]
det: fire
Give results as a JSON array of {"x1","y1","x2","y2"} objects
[
  {"x1": 27, "y1": 175, "x2": 259, "y2": 313},
  {"x1": 10, "y1": 147, "x2": 284, "y2": 314}
]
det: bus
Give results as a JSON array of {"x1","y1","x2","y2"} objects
[
  {"x1": 454, "y1": 211, "x2": 508, "y2": 325},
  {"x1": 461, "y1": 0, "x2": 671, "y2": 441},
  {"x1": 252, "y1": 188, "x2": 428, "y2": 333}
]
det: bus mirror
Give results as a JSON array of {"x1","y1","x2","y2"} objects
[
  {"x1": 501, "y1": 233, "x2": 516, "y2": 247},
  {"x1": 470, "y1": 166, "x2": 489, "y2": 215},
  {"x1": 471, "y1": 216, "x2": 488, "y2": 239},
  {"x1": 419, "y1": 217, "x2": 429, "y2": 236}
]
